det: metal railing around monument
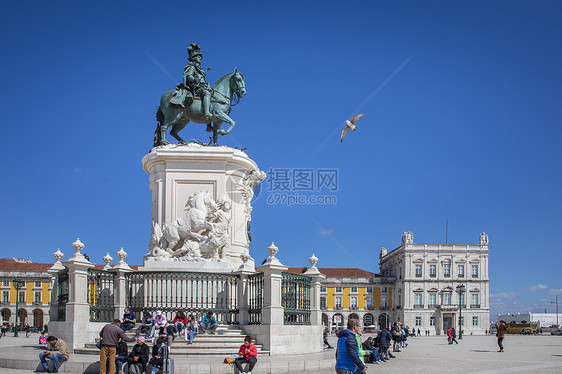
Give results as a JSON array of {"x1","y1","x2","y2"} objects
[
  {"x1": 247, "y1": 272, "x2": 263, "y2": 325},
  {"x1": 57, "y1": 269, "x2": 69, "y2": 321},
  {"x1": 281, "y1": 272, "x2": 311, "y2": 325},
  {"x1": 126, "y1": 271, "x2": 239, "y2": 324},
  {"x1": 87, "y1": 269, "x2": 115, "y2": 322}
]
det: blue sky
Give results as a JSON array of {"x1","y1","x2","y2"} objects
[{"x1": 1, "y1": 1, "x2": 561, "y2": 317}]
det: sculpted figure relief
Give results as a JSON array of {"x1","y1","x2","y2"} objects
[{"x1": 148, "y1": 191, "x2": 232, "y2": 262}]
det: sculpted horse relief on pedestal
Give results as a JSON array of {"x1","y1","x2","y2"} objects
[{"x1": 148, "y1": 191, "x2": 231, "y2": 261}]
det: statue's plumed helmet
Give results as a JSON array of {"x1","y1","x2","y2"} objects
[{"x1": 188, "y1": 43, "x2": 203, "y2": 60}]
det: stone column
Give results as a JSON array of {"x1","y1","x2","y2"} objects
[
  {"x1": 234, "y1": 250, "x2": 256, "y2": 326},
  {"x1": 304, "y1": 254, "x2": 325, "y2": 326},
  {"x1": 47, "y1": 249, "x2": 65, "y2": 322},
  {"x1": 256, "y1": 243, "x2": 287, "y2": 325},
  {"x1": 63, "y1": 239, "x2": 94, "y2": 349},
  {"x1": 109, "y1": 248, "x2": 134, "y2": 319}
]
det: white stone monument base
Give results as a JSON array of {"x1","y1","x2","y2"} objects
[{"x1": 141, "y1": 256, "x2": 235, "y2": 273}]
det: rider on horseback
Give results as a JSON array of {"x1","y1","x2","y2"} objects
[{"x1": 174, "y1": 43, "x2": 213, "y2": 121}]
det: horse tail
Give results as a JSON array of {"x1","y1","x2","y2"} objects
[{"x1": 153, "y1": 107, "x2": 165, "y2": 147}]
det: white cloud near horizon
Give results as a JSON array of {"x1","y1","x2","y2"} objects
[
  {"x1": 547, "y1": 288, "x2": 562, "y2": 295},
  {"x1": 490, "y1": 292, "x2": 518, "y2": 300},
  {"x1": 526, "y1": 284, "x2": 548, "y2": 291}
]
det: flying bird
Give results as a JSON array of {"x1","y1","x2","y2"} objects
[{"x1": 340, "y1": 113, "x2": 365, "y2": 143}]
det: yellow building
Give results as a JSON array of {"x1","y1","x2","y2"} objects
[
  {"x1": 0, "y1": 258, "x2": 52, "y2": 328},
  {"x1": 287, "y1": 267, "x2": 395, "y2": 332}
]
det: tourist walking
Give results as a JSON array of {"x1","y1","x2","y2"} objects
[
  {"x1": 335, "y1": 319, "x2": 367, "y2": 373},
  {"x1": 99, "y1": 319, "x2": 136, "y2": 374},
  {"x1": 451, "y1": 328, "x2": 459, "y2": 344},
  {"x1": 323, "y1": 327, "x2": 333, "y2": 349},
  {"x1": 37, "y1": 336, "x2": 70, "y2": 373},
  {"x1": 496, "y1": 320, "x2": 507, "y2": 352},
  {"x1": 234, "y1": 335, "x2": 258, "y2": 374}
]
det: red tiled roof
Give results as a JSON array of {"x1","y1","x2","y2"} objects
[
  {"x1": 0, "y1": 258, "x2": 139, "y2": 271},
  {"x1": 0, "y1": 258, "x2": 52, "y2": 272},
  {"x1": 285, "y1": 267, "x2": 378, "y2": 277}
]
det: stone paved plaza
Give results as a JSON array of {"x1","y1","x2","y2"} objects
[{"x1": 0, "y1": 333, "x2": 561, "y2": 373}]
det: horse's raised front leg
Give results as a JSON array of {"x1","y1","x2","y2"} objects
[{"x1": 214, "y1": 111, "x2": 235, "y2": 135}]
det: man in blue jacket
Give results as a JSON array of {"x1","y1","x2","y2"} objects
[{"x1": 335, "y1": 319, "x2": 367, "y2": 373}]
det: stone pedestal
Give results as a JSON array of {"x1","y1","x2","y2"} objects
[{"x1": 141, "y1": 144, "x2": 264, "y2": 272}]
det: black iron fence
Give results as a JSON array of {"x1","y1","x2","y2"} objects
[
  {"x1": 57, "y1": 269, "x2": 69, "y2": 321},
  {"x1": 281, "y1": 272, "x2": 311, "y2": 325},
  {"x1": 126, "y1": 271, "x2": 239, "y2": 324},
  {"x1": 87, "y1": 269, "x2": 115, "y2": 322},
  {"x1": 247, "y1": 272, "x2": 263, "y2": 325}
]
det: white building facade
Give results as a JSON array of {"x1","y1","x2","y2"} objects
[{"x1": 379, "y1": 232, "x2": 490, "y2": 335}]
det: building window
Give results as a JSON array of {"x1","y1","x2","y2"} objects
[
  {"x1": 443, "y1": 292, "x2": 452, "y2": 305},
  {"x1": 429, "y1": 265, "x2": 436, "y2": 277},
  {"x1": 471, "y1": 294, "x2": 479, "y2": 306},
  {"x1": 381, "y1": 287, "x2": 388, "y2": 293},
  {"x1": 472, "y1": 316, "x2": 478, "y2": 326},
  {"x1": 415, "y1": 265, "x2": 422, "y2": 277},
  {"x1": 415, "y1": 316, "x2": 422, "y2": 326},
  {"x1": 364, "y1": 314, "x2": 373, "y2": 325},
  {"x1": 335, "y1": 287, "x2": 342, "y2": 292},
  {"x1": 366, "y1": 287, "x2": 373, "y2": 293},
  {"x1": 34, "y1": 281, "x2": 42, "y2": 287},
  {"x1": 18, "y1": 291, "x2": 25, "y2": 303},
  {"x1": 443, "y1": 264, "x2": 451, "y2": 277},
  {"x1": 350, "y1": 296, "x2": 358, "y2": 309},
  {"x1": 320, "y1": 286, "x2": 327, "y2": 292},
  {"x1": 414, "y1": 294, "x2": 423, "y2": 306},
  {"x1": 2, "y1": 281, "x2": 9, "y2": 287},
  {"x1": 366, "y1": 297, "x2": 373, "y2": 309},
  {"x1": 335, "y1": 296, "x2": 342, "y2": 309},
  {"x1": 381, "y1": 296, "x2": 388, "y2": 308},
  {"x1": 34, "y1": 291, "x2": 41, "y2": 304},
  {"x1": 351, "y1": 287, "x2": 358, "y2": 292},
  {"x1": 472, "y1": 265, "x2": 479, "y2": 277},
  {"x1": 429, "y1": 294, "x2": 436, "y2": 307},
  {"x1": 430, "y1": 316, "x2": 435, "y2": 326},
  {"x1": 2, "y1": 291, "x2": 8, "y2": 303},
  {"x1": 320, "y1": 296, "x2": 326, "y2": 310},
  {"x1": 458, "y1": 265, "x2": 465, "y2": 277}
]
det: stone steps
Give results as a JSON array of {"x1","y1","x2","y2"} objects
[{"x1": 84, "y1": 324, "x2": 271, "y2": 356}]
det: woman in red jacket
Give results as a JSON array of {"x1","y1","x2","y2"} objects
[{"x1": 235, "y1": 335, "x2": 257, "y2": 374}]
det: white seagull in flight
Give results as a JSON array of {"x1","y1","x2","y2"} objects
[{"x1": 340, "y1": 113, "x2": 365, "y2": 143}]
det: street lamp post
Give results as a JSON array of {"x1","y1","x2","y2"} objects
[
  {"x1": 552, "y1": 296, "x2": 559, "y2": 329},
  {"x1": 12, "y1": 279, "x2": 25, "y2": 337},
  {"x1": 456, "y1": 284, "x2": 466, "y2": 339}
]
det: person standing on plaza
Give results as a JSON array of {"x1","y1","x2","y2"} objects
[
  {"x1": 391, "y1": 322, "x2": 402, "y2": 352},
  {"x1": 451, "y1": 328, "x2": 459, "y2": 344},
  {"x1": 496, "y1": 320, "x2": 507, "y2": 352},
  {"x1": 99, "y1": 319, "x2": 136, "y2": 374},
  {"x1": 335, "y1": 319, "x2": 367, "y2": 374},
  {"x1": 37, "y1": 336, "x2": 70, "y2": 373},
  {"x1": 200, "y1": 311, "x2": 218, "y2": 334},
  {"x1": 120, "y1": 307, "x2": 136, "y2": 332}
]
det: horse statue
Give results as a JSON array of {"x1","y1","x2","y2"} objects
[
  {"x1": 153, "y1": 191, "x2": 218, "y2": 257},
  {"x1": 153, "y1": 69, "x2": 246, "y2": 147}
]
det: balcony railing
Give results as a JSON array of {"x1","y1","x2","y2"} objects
[
  {"x1": 443, "y1": 273, "x2": 451, "y2": 278},
  {"x1": 350, "y1": 306, "x2": 358, "y2": 310},
  {"x1": 470, "y1": 304, "x2": 480, "y2": 308},
  {"x1": 334, "y1": 306, "x2": 342, "y2": 310},
  {"x1": 472, "y1": 274, "x2": 478, "y2": 278},
  {"x1": 458, "y1": 274, "x2": 465, "y2": 278},
  {"x1": 430, "y1": 274, "x2": 436, "y2": 277},
  {"x1": 415, "y1": 273, "x2": 422, "y2": 277},
  {"x1": 413, "y1": 304, "x2": 424, "y2": 308}
]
